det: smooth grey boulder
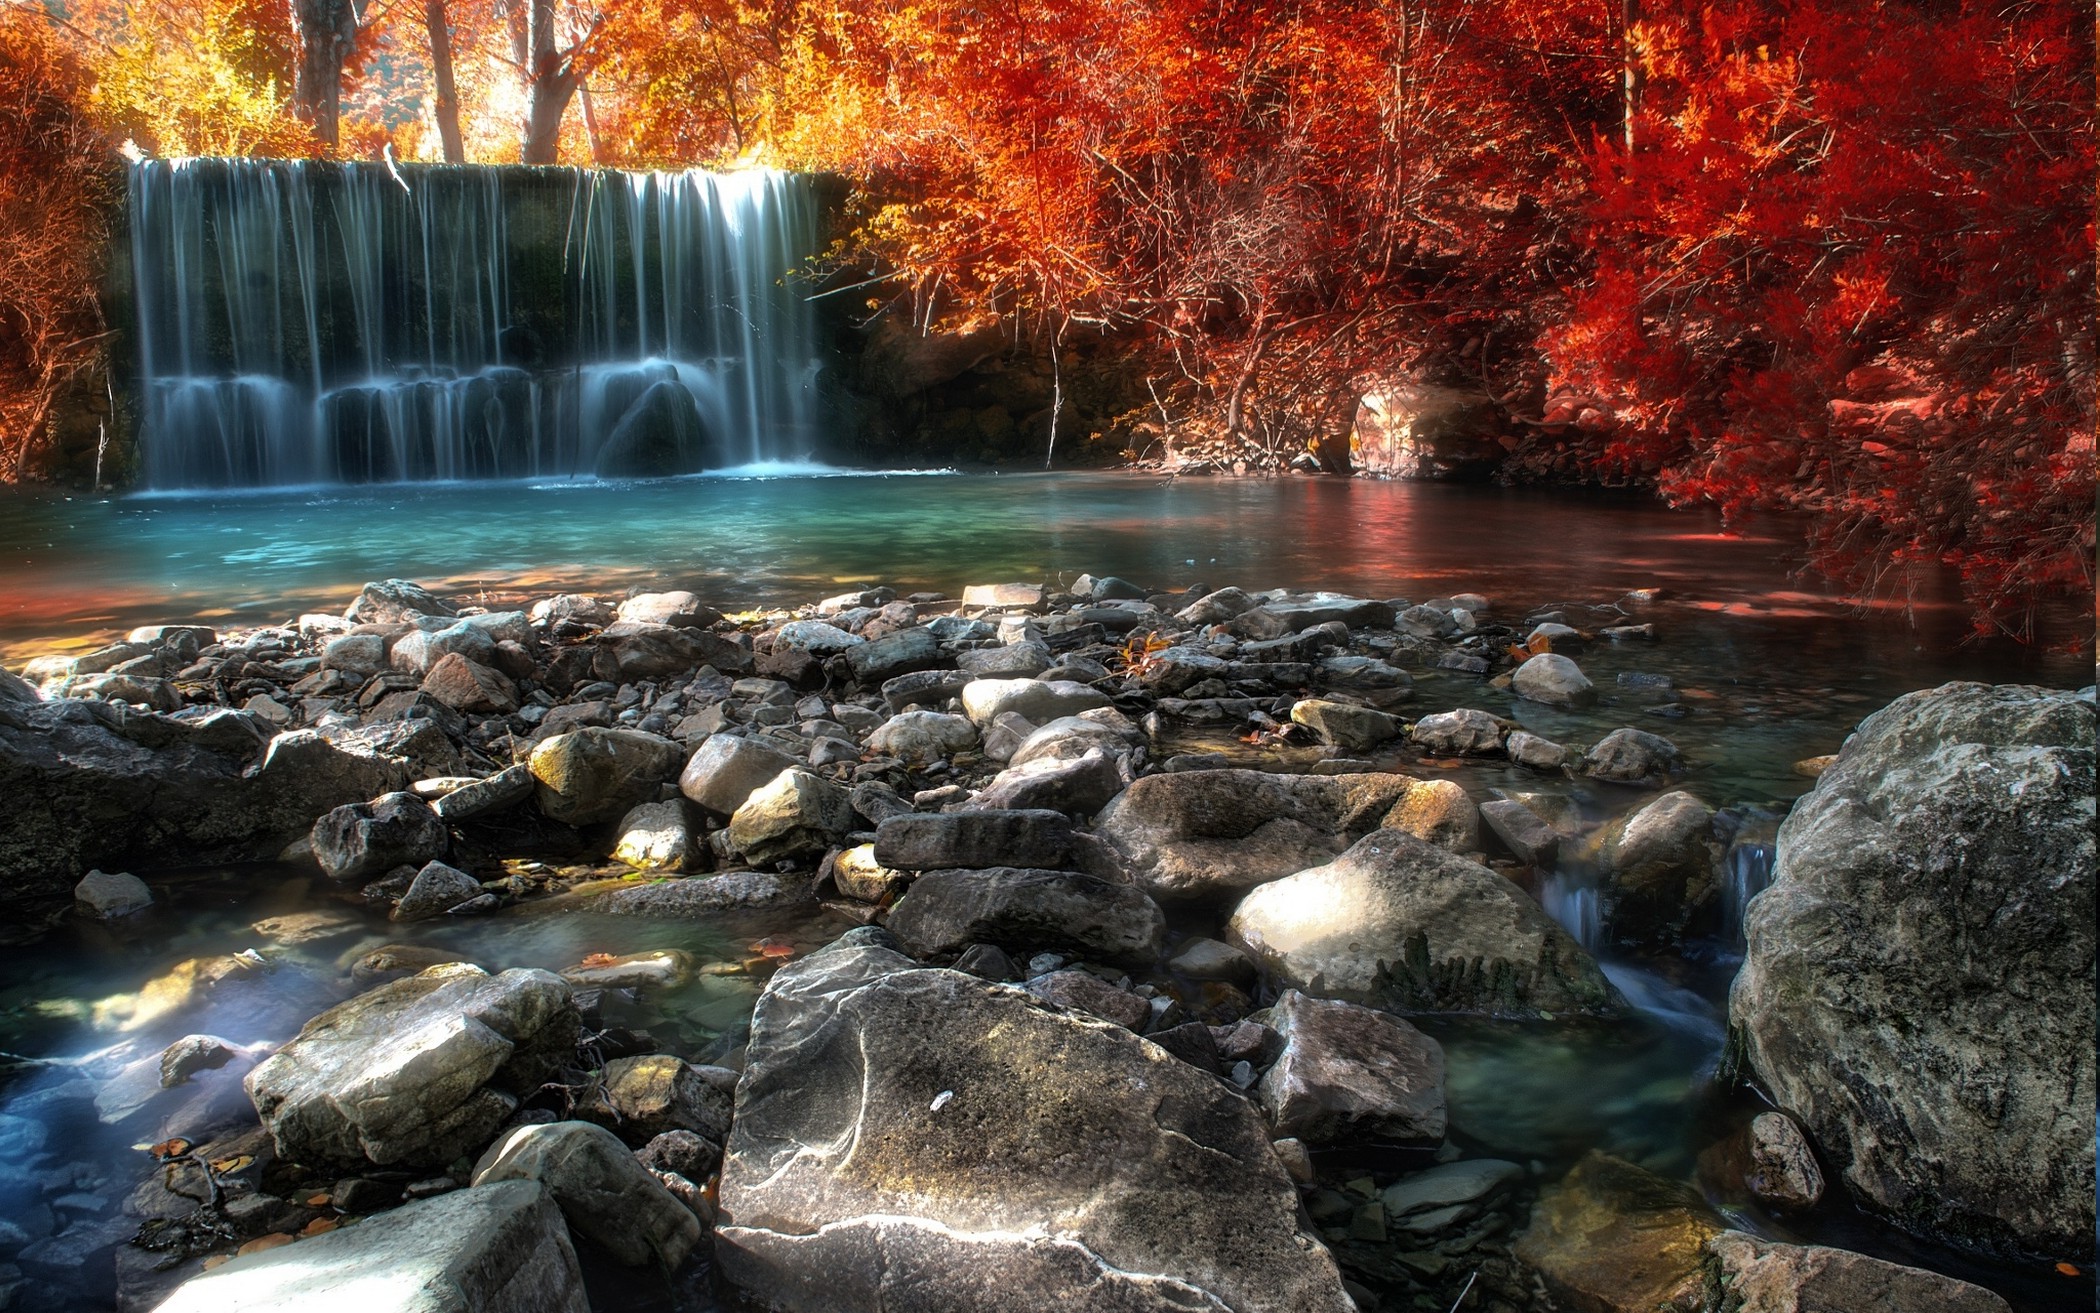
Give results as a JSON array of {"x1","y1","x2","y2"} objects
[
  {"x1": 972, "y1": 749, "x2": 1125, "y2": 816},
  {"x1": 529, "y1": 727, "x2": 682, "y2": 826},
  {"x1": 773, "y1": 620, "x2": 863, "y2": 654},
  {"x1": 1601, "y1": 790, "x2": 1717, "y2": 945},
  {"x1": 75, "y1": 869, "x2": 153, "y2": 918},
  {"x1": 1093, "y1": 769, "x2": 1415, "y2": 901},
  {"x1": 1511, "y1": 652, "x2": 1595, "y2": 707},
  {"x1": 431, "y1": 763, "x2": 535, "y2": 822},
  {"x1": 149, "y1": 1180, "x2": 585, "y2": 1313},
  {"x1": 1256, "y1": 991, "x2": 1446, "y2": 1146},
  {"x1": 1289, "y1": 699, "x2": 1401, "y2": 751},
  {"x1": 1703, "y1": 1231, "x2": 2012, "y2": 1313},
  {"x1": 346, "y1": 579, "x2": 457, "y2": 624},
  {"x1": 392, "y1": 860, "x2": 485, "y2": 921},
  {"x1": 958, "y1": 640, "x2": 1053, "y2": 679},
  {"x1": 880, "y1": 668, "x2": 972, "y2": 712},
  {"x1": 887, "y1": 867, "x2": 1166, "y2": 963},
  {"x1": 959, "y1": 678, "x2": 1111, "y2": 726},
  {"x1": 1579, "y1": 726, "x2": 1685, "y2": 786},
  {"x1": 598, "y1": 871, "x2": 815, "y2": 917},
  {"x1": 244, "y1": 963, "x2": 578, "y2": 1169},
  {"x1": 866, "y1": 710, "x2": 978, "y2": 762},
  {"x1": 596, "y1": 621, "x2": 752, "y2": 680},
  {"x1": 679, "y1": 734, "x2": 799, "y2": 816},
  {"x1": 610, "y1": 799, "x2": 698, "y2": 872},
  {"x1": 715, "y1": 932, "x2": 1356, "y2": 1313},
  {"x1": 1228, "y1": 830, "x2": 1621, "y2": 1018},
  {"x1": 842, "y1": 627, "x2": 946, "y2": 683},
  {"x1": 615, "y1": 591, "x2": 721, "y2": 629},
  {"x1": 311, "y1": 791, "x2": 449, "y2": 882},
  {"x1": 1479, "y1": 798, "x2": 1559, "y2": 867},
  {"x1": 1379, "y1": 1159, "x2": 1524, "y2": 1226},
  {"x1": 1409, "y1": 709, "x2": 1505, "y2": 756},
  {"x1": 874, "y1": 809, "x2": 1076, "y2": 871},
  {"x1": 471, "y1": 1120, "x2": 703, "y2": 1269},
  {"x1": 727, "y1": 767, "x2": 856, "y2": 864},
  {"x1": 391, "y1": 621, "x2": 496, "y2": 678},
  {"x1": 1730, "y1": 682, "x2": 2095, "y2": 1256}
]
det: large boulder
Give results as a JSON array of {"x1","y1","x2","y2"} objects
[
  {"x1": 311, "y1": 792, "x2": 449, "y2": 882},
  {"x1": 1729, "y1": 682, "x2": 2095, "y2": 1256},
  {"x1": 470, "y1": 1120, "x2": 703, "y2": 1269},
  {"x1": 346, "y1": 579, "x2": 457, "y2": 624},
  {"x1": 727, "y1": 767, "x2": 856, "y2": 864},
  {"x1": 0, "y1": 700, "x2": 405, "y2": 901},
  {"x1": 679, "y1": 734, "x2": 798, "y2": 816},
  {"x1": 1227, "y1": 830, "x2": 1621, "y2": 1018},
  {"x1": 959, "y1": 678, "x2": 1111, "y2": 726},
  {"x1": 874, "y1": 810, "x2": 1077, "y2": 871},
  {"x1": 1256, "y1": 991, "x2": 1446, "y2": 1147},
  {"x1": 1511, "y1": 652, "x2": 1595, "y2": 707},
  {"x1": 1700, "y1": 1231, "x2": 2013, "y2": 1313},
  {"x1": 149, "y1": 1180, "x2": 586, "y2": 1313},
  {"x1": 244, "y1": 963, "x2": 578, "y2": 1170},
  {"x1": 1513, "y1": 1151, "x2": 1721, "y2": 1313},
  {"x1": 596, "y1": 622, "x2": 751, "y2": 681},
  {"x1": 714, "y1": 930, "x2": 1356, "y2": 1313},
  {"x1": 595, "y1": 379, "x2": 719, "y2": 478},
  {"x1": 887, "y1": 867, "x2": 1166, "y2": 963},
  {"x1": 1092, "y1": 769, "x2": 1415, "y2": 901},
  {"x1": 1601, "y1": 790, "x2": 1718, "y2": 945},
  {"x1": 529, "y1": 728, "x2": 682, "y2": 826}
]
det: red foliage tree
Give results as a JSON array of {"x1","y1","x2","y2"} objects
[{"x1": 1543, "y1": 0, "x2": 2095, "y2": 635}]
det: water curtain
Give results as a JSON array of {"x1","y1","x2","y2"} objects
[{"x1": 128, "y1": 160, "x2": 825, "y2": 488}]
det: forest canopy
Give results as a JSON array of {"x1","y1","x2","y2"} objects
[{"x1": 0, "y1": 0, "x2": 2092, "y2": 635}]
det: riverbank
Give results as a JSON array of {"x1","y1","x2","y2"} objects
[{"x1": 0, "y1": 567, "x2": 2090, "y2": 1313}]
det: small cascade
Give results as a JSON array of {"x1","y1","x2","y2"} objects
[
  {"x1": 1538, "y1": 871, "x2": 1605, "y2": 953},
  {"x1": 1720, "y1": 839, "x2": 1777, "y2": 944},
  {"x1": 128, "y1": 160, "x2": 827, "y2": 489}
]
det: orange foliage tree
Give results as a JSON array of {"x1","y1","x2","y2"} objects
[
  {"x1": 0, "y1": 8, "x2": 117, "y2": 480},
  {"x1": 1542, "y1": 0, "x2": 2095, "y2": 634}
]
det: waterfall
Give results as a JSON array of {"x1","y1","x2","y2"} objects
[
  {"x1": 1720, "y1": 839, "x2": 1777, "y2": 944},
  {"x1": 127, "y1": 160, "x2": 827, "y2": 489},
  {"x1": 1538, "y1": 871, "x2": 1605, "y2": 953}
]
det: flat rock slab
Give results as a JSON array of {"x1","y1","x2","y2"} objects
[
  {"x1": 886, "y1": 867, "x2": 1165, "y2": 963},
  {"x1": 149, "y1": 1180, "x2": 586, "y2": 1313},
  {"x1": 715, "y1": 930, "x2": 1354, "y2": 1313},
  {"x1": 1256, "y1": 990, "x2": 1446, "y2": 1146},
  {"x1": 1703, "y1": 1230, "x2": 2012, "y2": 1313}
]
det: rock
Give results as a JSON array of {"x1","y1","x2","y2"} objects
[
  {"x1": 1231, "y1": 595, "x2": 1395, "y2": 637},
  {"x1": 1093, "y1": 769, "x2": 1414, "y2": 901},
  {"x1": 828, "y1": 844, "x2": 910, "y2": 902},
  {"x1": 0, "y1": 665, "x2": 42, "y2": 703},
  {"x1": 1256, "y1": 991, "x2": 1446, "y2": 1146},
  {"x1": 596, "y1": 379, "x2": 719, "y2": 477},
  {"x1": 959, "y1": 678, "x2": 1111, "y2": 727},
  {"x1": 529, "y1": 728, "x2": 682, "y2": 826},
  {"x1": 615, "y1": 591, "x2": 721, "y2": 629},
  {"x1": 1511, "y1": 652, "x2": 1595, "y2": 707},
  {"x1": 597, "y1": 622, "x2": 751, "y2": 681},
  {"x1": 1289, "y1": 699, "x2": 1401, "y2": 751},
  {"x1": 392, "y1": 860, "x2": 486, "y2": 921},
  {"x1": 1379, "y1": 1159, "x2": 1523, "y2": 1223},
  {"x1": 420, "y1": 653, "x2": 518, "y2": 714},
  {"x1": 75, "y1": 869, "x2": 153, "y2": 918},
  {"x1": 1580, "y1": 727, "x2": 1686, "y2": 786},
  {"x1": 533, "y1": 593, "x2": 616, "y2": 628},
  {"x1": 1316, "y1": 655, "x2": 1413, "y2": 694},
  {"x1": 842, "y1": 627, "x2": 945, "y2": 683},
  {"x1": 598, "y1": 871, "x2": 814, "y2": 917},
  {"x1": 149, "y1": 1180, "x2": 585, "y2": 1313},
  {"x1": 471, "y1": 1121, "x2": 702, "y2": 1269},
  {"x1": 727, "y1": 768, "x2": 856, "y2": 864},
  {"x1": 611, "y1": 799, "x2": 698, "y2": 872},
  {"x1": 773, "y1": 620, "x2": 863, "y2": 655},
  {"x1": 1176, "y1": 586, "x2": 1256, "y2": 623},
  {"x1": 874, "y1": 809, "x2": 1076, "y2": 871},
  {"x1": 391, "y1": 621, "x2": 497, "y2": 678},
  {"x1": 1479, "y1": 798, "x2": 1560, "y2": 867},
  {"x1": 1513, "y1": 1151, "x2": 1722, "y2": 1313},
  {"x1": 244, "y1": 963, "x2": 577, "y2": 1169},
  {"x1": 1741, "y1": 1112, "x2": 1824, "y2": 1210},
  {"x1": 559, "y1": 949, "x2": 691, "y2": 991},
  {"x1": 1166, "y1": 937, "x2": 1255, "y2": 983},
  {"x1": 866, "y1": 710, "x2": 978, "y2": 762},
  {"x1": 1730, "y1": 682, "x2": 2095, "y2": 1255},
  {"x1": 880, "y1": 668, "x2": 972, "y2": 712},
  {"x1": 1701, "y1": 1231, "x2": 2012, "y2": 1313},
  {"x1": 1505, "y1": 729, "x2": 1568, "y2": 771},
  {"x1": 582, "y1": 1055, "x2": 733, "y2": 1145},
  {"x1": 636, "y1": 1130, "x2": 723, "y2": 1183},
  {"x1": 311, "y1": 792, "x2": 449, "y2": 882},
  {"x1": 431, "y1": 764, "x2": 535, "y2": 823},
  {"x1": 973, "y1": 749, "x2": 1126, "y2": 816},
  {"x1": 958, "y1": 641, "x2": 1053, "y2": 679},
  {"x1": 1135, "y1": 646, "x2": 1232, "y2": 695},
  {"x1": 1409, "y1": 709, "x2": 1506, "y2": 756},
  {"x1": 960, "y1": 582, "x2": 1044, "y2": 609},
  {"x1": 1227, "y1": 830, "x2": 1621, "y2": 1017},
  {"x1": 1602, "y1": 791, "x2": 1717, "y2": 944},
  {"x1": 887, "y1": 867, "x2": 1166, "y2": 963},
  {"x1": 714, "y1": 932, "x2": 1355, "y2": 1313},
  {"x1": 1025, "y1": 969, "x2": 1150, "y2": 1031},
  {"x1": 346, "y1": 580, "x2": 457, "y2": 625},
  {"x1": 1381, "y1": 778, "x2": 1480, "y2": 851},
  {"x1": 678, "y1": 734, "x2": 798, "y2": 816}
]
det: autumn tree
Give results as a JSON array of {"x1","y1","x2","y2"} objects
[{"x1": 1543, "y1": 0, "x2": 2095, "y2": 633}]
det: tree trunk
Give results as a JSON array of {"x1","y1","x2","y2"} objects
[
  {"x1": 520, "y1": 0, "x2": 582, "y2": 164},
  {"x1": 424, "y1": 0, "x2": 464, "y2": 162},
  {"x1": 1621, "y1": 0, "x2": 1642, "y2": 151},
  {"x1": 290, "y1": 0, "x2": 359, "y2": 150}
]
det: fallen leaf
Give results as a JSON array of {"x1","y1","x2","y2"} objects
[
  {"x1": 149, "y1": 1138, "x2": 192, "y2": 1161},
  {"x1": 201, "y1": 1255, "x2": 231, "y2": 1271},
  {"x1": 237, "y1": 1233, "x2": 295, "y2": 1256},
  {"x1": 301, "y1": 1217, "x2": 338, "y2": 1236},
  {"x1": 576, "y1": 952, "x2": 619, "y2": 969},
  {"x1": 2057, "y1": 1262, "x2": 2081, "y2": 1277},
  {"x1": 305, "y1": 1193, "x2": 331, "y2": 1207},
  {"x1": 210, "y1": 1155, "x2": 254, "y2": 1175}
]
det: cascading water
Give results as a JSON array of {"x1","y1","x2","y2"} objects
[
  {"x1": 127, "y1": 159, "x2": 827, "y2": 489},
  {"x1": 1720, "y1": 838, "x2": 1777, "y2": 944},
  {"x1": 1538, "y1": 871, "x2": 1605, "y2": 953}
]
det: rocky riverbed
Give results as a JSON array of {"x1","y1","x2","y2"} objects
[{"x1": 0, "y1": 574, "x2": 2090, "y2": 1313}]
